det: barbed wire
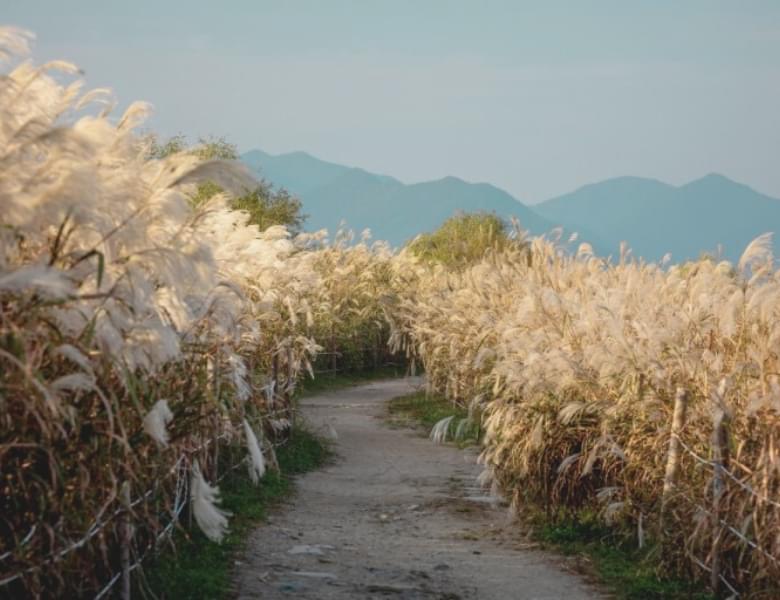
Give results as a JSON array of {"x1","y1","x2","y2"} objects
[
  {"x1": 666, "y1": 431, "x2": 780, "y2": 590},
  {"x1": 688, "y1": 554, "x2": 740, "y2": 598},
  {"x1": 690, "y1": 502, "x2": 780, "y2": 567},
  {"x1": 662, "y1": 430, "x2": 780, "y2": 596},
  {"x1": 91, "y1": 432, "x2": 289, "y2": 599},
  {"x1": 672, "y1": 432, "x2": 780, "y2": 511},
  {"x1": 3, "y1": 364, "x2": 322, "y2": 595},
  {"x1": 0, "y1": 430, "x2": 236, "y2": 591},
  {"x1": 93, "y1": 459, "x2": 191, "y2": 600}
]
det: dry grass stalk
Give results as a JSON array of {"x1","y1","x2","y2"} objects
[
  {"x1": 0, "y1": 27, "x2": 399, "y2": 597},
  {"x1": 386, "y1": 229, "x2": 780, "y2": 596}
]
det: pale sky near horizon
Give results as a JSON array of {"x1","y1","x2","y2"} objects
[{"x1": 4, "y1": 1, "x2": 780, "y2": 203}]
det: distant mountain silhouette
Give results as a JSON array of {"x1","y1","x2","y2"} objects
[
  {"x1": 241, "y1": 150, "x2": 553, "y2": 246},
  {"x1": 534, "y1": 174, "x2": 780, "y2": 262},
  {"x1": 242, "y1": 150, "x2": 780, "y2": 262}
]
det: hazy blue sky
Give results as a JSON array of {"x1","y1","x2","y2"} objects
[{"x1": 5, "y1": 1, "x2": 780, "y2": 202}]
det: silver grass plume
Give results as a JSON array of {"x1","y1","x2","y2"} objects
[
  {"x1": 190, "y1": 460, "x2": 231, "y2": 542},
  {"x1": 0, "y1": 265, "x2": 75, "y2": 298},
  {"x1": 430, "y1": 415, "x2": 454, "y2": 444},
  {"x1": 143, "y1": 399, "x2": 174, "y2": 447},
  {"x1": 243, "y1": 419, "x2": 266, "y2": 484},
  {"x1": 738, "y1": 232, "x2": 773, "y2": 275},
  {"x1": 55, "y1": 344, "x2": 93, "y2": 375},
  {"x1": 0, "y1": 26, "x2": 33, "y2": 63}
]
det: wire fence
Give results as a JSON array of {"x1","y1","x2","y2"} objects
[
  {"x1": 0, "y1": 434, "x2": 223, "y2": 593},
  {"x1": 2, "y1": 346, "x2": 398, "y2": 598},
  {"x1": 0, "y1": 377, "x2": 297, "y2": 599},
  {"x1": 663, "y1": 405, "x2": 780, "y2": 598},
  {"x1": 673, "y1": 433, "x2": 780, "y2": 511}
]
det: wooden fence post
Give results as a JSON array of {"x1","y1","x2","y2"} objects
[
  {"x1": 212, "y1": 352, "x2": 221, "y2": 480},
  {"x1": 710, "y1": 401, "x2": 730, "y2": 596},
  {"x1": 120, "y1": 481, "x2": 132, "y2": 600},
  {"x1": 213, "y1": 422, "x2": 220, "y2": 482},
  {"x1": 285, "y1": 345, "x2": 294, "y2": 423},
  {"x1": 271, "y1": 353, "x2": 279, "y2": 409},
  {"x1": 330, "y1": 326, "x2": 337, "y2": 372},
  {"x1": 661, "y1": 387, "x2": 689, "y2": 520}
]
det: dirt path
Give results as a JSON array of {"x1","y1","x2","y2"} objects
[{"x1": 233, "y1": 378, "x2": 603, "y2": 599}]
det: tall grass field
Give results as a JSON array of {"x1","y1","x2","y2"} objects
[{"x1": 2, "y1": 25, "x2": 779, "y2": 599}]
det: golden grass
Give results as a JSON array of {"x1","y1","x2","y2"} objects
[
  {"x1": 0, "y1": 27, "x2": 395, "y2": 597},
  {"x1": 386, "y1": 234, "x2": 780, "y2": 596}
]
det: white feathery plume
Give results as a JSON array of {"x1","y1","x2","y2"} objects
[
  {"x1": 738, "y1": 232, "x2": 773, "y2": 274},
  {"x1": 55, "y1": 344, "x2": 93, "y2": 375},
  {"x1": 227, "y1": 353, "x2": 251, "y2": 402},
  {"x1": 51, "y1": 373, "x2": 95, "y2": 392},
  {"x1": 603, "y1": 501, "x2": 625, "y2": 525},
  {"x1": 269, "y1": 417, "x2": 290, "y2": 433},
  {"x1": 74, "y1": 87, "x2": 114, "y2": 110},
  {"x1": 0, "y1": 265, "x2": 75, "y2": 298},
  {"x1": 453, "y1": 418, "x2": 471, "y2": 441},
  {"x1": 0, "y1": 26, "x2": 33, "y2": 63},
  {"x1": 190, "y1": 460, "x2": 231, "y2": 542},
  {"x1": 557, "y1": 453, "x2": 581, "y2": 474},
  {"x1": 143, "y1": 400, "x2": 174, "y2": 447},
  {"x1": 576, "y1": 243, "x2": 594, "y2": 259},
  {"x1": 243, "y1": 419, "x2": 266, "y2": 484},
  {"x1": 430, "y1": 415, "x2": 454, "y2": 444}
]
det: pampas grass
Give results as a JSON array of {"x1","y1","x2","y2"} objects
[
  {"x1": 386, "y1": 230, "x2": 780, "y2": 596},
  {"x1": 243, "y1": 419, "x2": 266, "y2": 484},
  {"x1": 430, "y1": 416, "x2": 455, "y2": 444},
  {"x1": 0, "y1": 25, "x2": 399, "y2": 597},
  {"x1": 190, "y1": 460, "x2": 231, "y2": 543},
  {"x1": 144, "y1": 400, "x2": 174, "y2": 447}
]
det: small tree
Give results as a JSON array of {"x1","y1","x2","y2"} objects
[
  {"x1": 407, "y1": 212, "x2": 519, "y2": 269},
  {"x1": 232, "y1": 185, "x2": 305, "y2": 234},
  {"x1": 147, "y1": 135, "x2": 306, "y2": 233},
  {"x1": 147, "y1": 134, "x2": 188, "y2": 159}
]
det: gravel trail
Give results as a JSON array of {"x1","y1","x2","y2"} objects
[{"x1": 233, "y1": 377, "x2": 603, "y2": 599}]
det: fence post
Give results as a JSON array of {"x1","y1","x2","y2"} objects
[
  {"x1": 120, "y1": 481, "x2": 132, "y2": 600},
  {"x1": 212, "y1": 352, "x2": 221, "y2": 480},
  {"x1": 271, "y1": 353, "x2": 279, "y2": 409},
  {"x1": 285, "y1": 345, "x2": 294, "y2": 423},
  {"x1": 661, "y1": 387, "x2": 689, "y2": 521},
  {"x1": 213, "y1": 423, "x2": 220, "y2": 482},
  {"x1": 710, "y1": 401, "x2": 730, "y2": 596},
  {"x1": 330, "y1": 327, "x2": 337, "y2": 372}
]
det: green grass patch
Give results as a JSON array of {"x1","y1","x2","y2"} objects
[
  {"x1": 141, "y1": 428, "x2": 330, "y2": 600},
  {"x1": 297, "y1": 364, "x2": 408, "y2": 396},
  {"x1": 387, "y1": 391, "x2": 480, "y2": 447},
  {"x1": 531, "y1": 512, "x2": 712, "y2": 600}
]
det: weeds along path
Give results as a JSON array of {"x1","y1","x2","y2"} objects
[{"x1": 233, "y1": 378, "x2": 602, "y2": 599}]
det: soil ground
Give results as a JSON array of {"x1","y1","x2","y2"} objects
[{"x1": 233, "y1": 377, "x2": 603, "y2": 599}]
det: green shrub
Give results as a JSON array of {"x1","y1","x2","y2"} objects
[{"x1": 407, "y1": 211, "x2": 520, "y2": 269}]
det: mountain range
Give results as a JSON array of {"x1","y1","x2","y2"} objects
[{"x1": 241, "y1": 149, "x2": 780, "y2": 263}]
